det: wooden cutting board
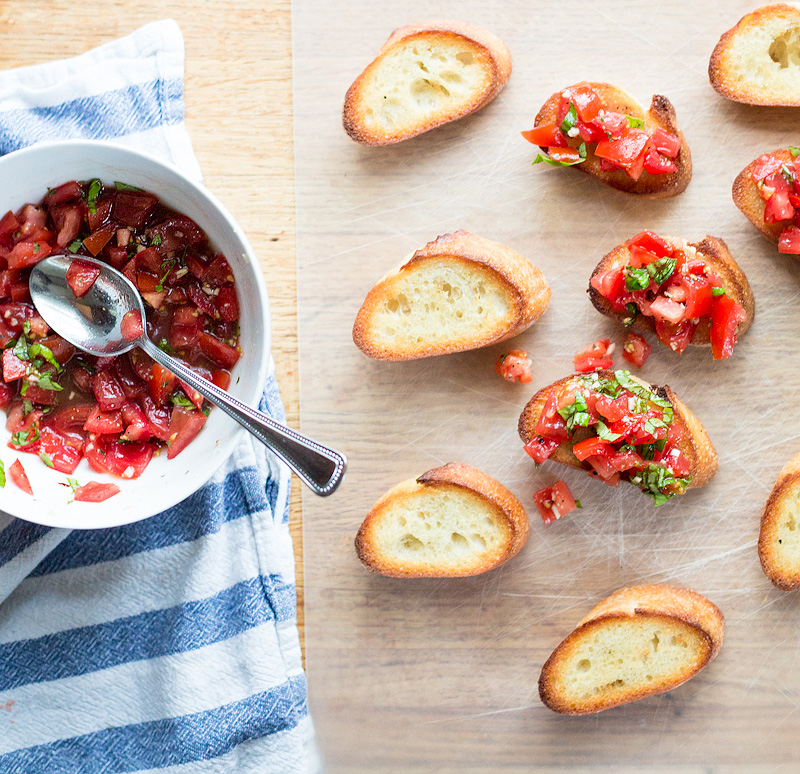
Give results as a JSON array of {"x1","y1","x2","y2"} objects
[{"x1": 295, "y1": 0, "x2": 800, "y2": 770}]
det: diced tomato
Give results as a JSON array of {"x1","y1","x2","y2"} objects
[
  {"x1": 148, "y1": 363, "x2": 178, "y2": 405},
  {"x1": 608, "y1": 447, "x2": 644, "y2": 472},
  {"x1": 166, "y1": 406, "x2": 207, "y2": 459},
  {"x1": 6, "y1": 240, "x2": 51, "y2": 270},
  {"x1": 594, "y1": 129, "x2": 651, "y2": 171},
  {"x1": 765, "y1": 191, "x2": 795, "y2": 224},
  {"x1": 83, "y1": 405, "x2": 124, "y2": 434},
  {"x1": 22, "y1": 383, "x2": 60, "y2": 405},
  {"x1": 82, "y1": 226, "x2": 115, "y2": 257},
  {"x1": 120, "y1": 402, "x2": 151, "y2": 442},
  {"x1": 45, "y1": 180, "x2": 82, "y2": 207},
  {"x1": 0, "y1": 319, "x2": 14, "y2": 348},
  {"x1": 649, "y1": 295, "x2": 685, "y2": 325},
  {"x1": 2, "y1": 349, "x2": 27, "y2": 382},
  {"x1": 534, "y1": 391, "x2": 569, "y2": 441},
  {"x1": 198, "y1": 332, "x2": 240, "y2": 369},
  {"x1": 0, "y1": 383, "x2": 12, "y2": 409},
  {"x1": 103, "y1": 244, "x2": 128, "y2": 269},
  {"x1": 548, "y1": 147, "x2": 582, "y2": 164},
  {"x1": 138, "y1": 394, "x2": 171, "y2": 441},
  {"x1": 572, "y1": 436, "x2": 611, "y2": 461},
  {"x1": 710, "y1": 295, "x2": 746, "y2": 360},
  {"x1": 9, "y1": 459, "x2": 32, "y2": 495},
  {"x1": 533, "y1": 480, "x2": 579, "y2": 524},
  {"x1": 523, "y1": 435, "x2": 561, "y2": 465},
  {"x1": 593, "y1": 394, "x2": 627, "y2": 423},
  {"x1": 590, "y1": 266, "x2": 625, "y2": 303},
  {"x1": 73, "y1": 481, "x2": 121, "y2": 502},
  {"x1": 578, "y1": 121, "x2": 609, "y2": 144},
  {"x1": 187, "y1": 283, "x2": 217, "y2": 317},
  {"x1": 37, "y1": 426, "x2": 81, "y2": 474},
  {"x1": 593, "y1": 111, "x2": 629, "y2": 138},
  {"x1": 779, "y1": 226, "x2": 800, "y2": 254},
  {"x1": 66, "y1": 259, "x2": 101, "y2": 298},
  {"x1": 0, "y1": 210, "x2": 19, "y2": 239},
  {"x1": 574, "y1": 338, "x2": 613, "y2": 373},
  {"x1": 496, "y1": 349, "x2": 533, "y2": 383},
  {"x1": 120, "y1": 310, "x2": 144, "y2": 341},
  {"x1": 654, "y1": 318, "x2": 695, "y2": 354},
  {"x1": 751, "y1": 153, "x2": 784, "y2": 182},
  {"x1": 584, "y1": 453, "x2": 621, "y2": 484},
  {"x1": 51, "y1": 205, "x2": 82, "y2": 247},
  {"x1": 763, "y1": 170, "x2": 794, "y2": 197},
  {"x1": 92, "y1": 370, "x2": 127, "y2": 411},
  {"x1": 17, "y1": 205, "x2": 47, "y2": 237},
  {"x1": 651, "y1": 129, "x2": 680, "y2": 158},
  {"x1": 562, "y1": 84, "x2": 603, "y2": 122},
  {"x1": 51, "y1": 404, "x2": 94, "y2": 436},
  {"x1": 627, "y1": 231, "x2": 673, "y2": 259},
  {"x1": 169, "y1": 306, "x2": 203, "y2": 349},
  {"x1": 622, "y1": 332, "x2": 651, "y2": 368},
  {"x1": 214, "y1": 287, "x2": 239, "y2": 322},
  {"x1": 210, "y1": 369, "x2": 231, "y2": 391},
  {"x1": 84, "y1": 434, "x2": 155, "y2": 478},
  {"x1": 113, "y1": 191, "x2": 158, "y2": 229},
  {"x1": 677, "y1": 274, "x2": 713, "y2": 319},
  {"x1": 9, "y1": 279, "x2": 30, "y2": 303},
  {"x1": 521, "y1": 123, "x2": 568, "y2": 148},
  {"x1": 147, "y1": 215, "x2": 207, "y2": 252},
  {"x1": 643, "y1": 147, "x2": 677, "y2": 175},
  {"x1": 86, "y1": 197, "x2": 112, "y2": 232}
]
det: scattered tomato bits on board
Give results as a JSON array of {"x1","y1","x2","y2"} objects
[
  {"x1": 533, "y1": 480, "x2": 580, "y2": 524},
  {"x1": 622, "y1": 331, "x2": 651, "y2": 367},
  {"x1": 495, "y1": 349, "x2": 532, "y2": 383},
  {"x1": 574, "y1": 338, "x2": 614, "y2": 372}
]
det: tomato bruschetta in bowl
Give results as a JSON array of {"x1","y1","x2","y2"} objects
[
  {"x1": 522, "y1": 81, "x2": 692, "y2": 198},
  {"x1": 588, "y1": 231, "x2": 754, "y2": 359}
]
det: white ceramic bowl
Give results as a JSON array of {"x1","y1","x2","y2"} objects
[{"x1": 0, "y1": 140, "x2": 271, "y2": 529}]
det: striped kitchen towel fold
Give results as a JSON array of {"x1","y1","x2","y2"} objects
[{"x1": 0, "y1": 19, "x2": 310, "y2": 774}]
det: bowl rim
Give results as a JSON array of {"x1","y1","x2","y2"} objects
[{"x1": 0, "y1": 139, "x2": 272, "y2": 529}]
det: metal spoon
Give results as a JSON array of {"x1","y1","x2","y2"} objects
[{"x1": 29, "y1": 253, "x2": 346, "y2": 496}]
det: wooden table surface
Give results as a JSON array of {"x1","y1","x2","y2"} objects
[{"x1": 0, "y1": 1, "x2": 303, "y2": 641}]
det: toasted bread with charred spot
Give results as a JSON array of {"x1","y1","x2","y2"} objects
[
  {"x1": 758, "y1": 452, "x2": 800, "y2": 590},
  {"x1": 352, "y1": 230, "x2": 550, "y2": 361},
  {"x1": 539, "y1": 584, "x2": 725, "y2": 715},
  {"x1": 587, "y1": 235, "x2": 755, "y2": 348},
  {"x1": 517, "y1": 371, "x2": 718, "y2": 492},
  {"x1": 343, "y1": 20, "x2": 512, "y2": 146},
  {"x1": 354, "y1": 462, "x2": 529, "y2": 578},
  {"x1": 531, "y1": 82, "x2": 692, "y2": 198}
]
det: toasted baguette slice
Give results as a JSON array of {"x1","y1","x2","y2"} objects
[
  {"x1": 532, "y1": 82, "x2": 692, "y2": 198},
  {"x1": 352, "y1": 230, "x2": 550, "y2": 360},
  {"x1": 518, "y1": 371, "x2": 718, "y2": 495},
  {"x1": 342, "y1": 21, "x2": 511, "y2": 145},
  {"x1": 733, "y1": 148, "x2": 798, "y2": 248},
  {"x1": 539, "y1": 584, "x2": 724, "y2": 714},
  {"x1": 355, "y1": 462, "x2": 529, "y2": 578},
  {"x1": 709, "y1": 4, "x2": 800, "y2": 106},
  {"x1": 758, "y1": 452, "x2": 800, "y2": 590},
  {"x1": 588, "y1": 234, "x2": 755, "y2": 350}
]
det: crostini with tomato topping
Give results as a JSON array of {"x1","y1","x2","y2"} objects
[
  {"x1": 588, "y1": 231, "x2": 754, "y2": 359},
  {"x1": 518, "y1": 370, "x2": 718, "y2": 504},
  {"x1": 733, "y1": 147, "x2": 800, "y2": 255},
  {"x1": 522, "y1": 82, "x2": 692, "y2": 198}
]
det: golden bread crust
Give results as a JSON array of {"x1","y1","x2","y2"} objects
[
  {"x1": 532, "y1": 82, "x2": 692, "y2": 198},
  {"x1": 587, "y1": 234, "x2": 755, "y2": 348},
  {"x1": 354, "y1": 462, "x2": 530, "y2": 578},
  {"x1": 352, "y1": 230, "x2": 550, "y2": 360},
  {"x1": 343, "y1": 20, "x2": 512, "y2": 145},
  {"x1": 758, "y1": 452, "x2": 800, "y2": 590}
]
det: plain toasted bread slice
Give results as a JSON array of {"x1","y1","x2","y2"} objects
[
  {"x1": 758, "y1": 453, "x2": 800, "y2": 590},
  {"x1": 709, "y1": 4, "x2": 800, "y2": 106},
  {"x1": 354, "y1": 462, "x2": 529, "y2": 578},
  {"x1": 733, "y1": 148, "x2": 797, "y2": 246},
  {"x1": 532, "y1": 82, "x2": 692, "y2": 198},
  {"x1": 342, "y1": 20, "x2": 512, "y2": 145},
  {"x1": 539, "y1": 584, "x2": 724, "y2": 714},
  {"x1": 518, "y1": 371, "x2": 719, "y2": 492},
  {"x1": 352, "y1": 230, "x2": 550, "y2": 361},
  {"x1": 588, "y1": 235, "x2": 755, "y2": 348}
]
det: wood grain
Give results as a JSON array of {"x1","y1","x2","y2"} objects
[{"x1": 0, "y1": 1, "x2": 303, "y2": 645}]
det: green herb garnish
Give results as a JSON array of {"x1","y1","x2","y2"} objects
[
  {"x1": 0, "y1": 461, "x2": 5, "y2": 488},
  {"x1": 646, "y1": 257, "x2": 677, "y2": 286},
  {"x1": 624, "y1": 266, "x2": 651, "y2": 292},
  {"x1": 86, "y1": 178, "x2": 103, "y2": 214},
  {"x1": 115, "y1": 181, "x2": 144, "y2": 192},
  {"x1": 574, "y1": 499, "x2": 583, "y2": 509},
  {"x1": 790, "y1": 146, "x2": 800, "y2": 157},
  {"x1": 532, "y1": 142, "x2": 587, "y2": 167},
  {"x1": 67, "y1": 477, "x2": 80, "y2": 493},
  {"x1": 39, "y1": 452, "x2": 54, "y2": 468},
  {"x1": 35, "y1": 372, "x2": 63, "y2": 392},
  {"x1": 614, "y1": 370, "x2": 673, "y2": 414},
  {"x1": 623, "y1": 302, "x2": 638, "y2": 327},
  {"x1": 630, "y1": 463, "x2": 692, "y2": 506},
  {"x1": 595, "y1": 420, "x2": 623, "y2": 442},
  {"x1": 712, "y1": 287, "x2": 726, "y2": 297},
  {"x1": 625, "y1": 115, "x2": 644, "y2": 129},
  {"x1": 560, "y1": 102, "x2": 578, "y2": 134},
  {"x1": 557, "y1": 391, "x2": 592, "y2": 433},
  {"x1": 170, "y1": 392, "x2": 196, "y2": 409},
  {"x1": 11, "y1": 425, "x2": 39, "y2": 447},
  {"x1": 155, "y1": 260, "x2": 176, "y2": 292},
  {"x1": 150, "y1": 234, "x2": 163, "y2": 247},
  {"x1": 68, "y1": 239, "x2": 83, "y2": 254}
]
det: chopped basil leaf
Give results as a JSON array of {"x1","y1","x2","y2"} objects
[
  {"x1": 150, "y1": 234, "x2": 163, "y2": 247},
  {"x1": 73, "y1": 358, "x2": 95, "y2": 374},
  {"x1": 781, "y1": 164, "x2": 796, "y2": 184},
  {"x1": 28, "y1": 342, "x2": 61, "y2": 372},
  {"x1": 22, "y1": 399, "x2": 34, "y2": 416},
  {"x1": 12, "y1": 336, "x2": 29, "y2": 362},
  {"x1": 86, "y1": 178, "x2": 103, "y2": 214},
  {"x1": 557, "y1": 391, "x2": 593, "y2": 433},
  {"x1": 638, "y1": 443, "x2": 655, "y2": 460},
  {"x1": 12, "y1": 425, "x2": 39, "y2": 447},
  {"x1": 170, "y1": 392, "x2": 196, "y2": 409},
  {"x1": 201, "y1": 405, "x2": 211, "y2": 417},
  {"x1": 33, "y1": 243, "x2": 40, "y2": 254},
  {"x1": 595, "y1": 420, "x2": 622, "y2": 442},
  {"x1": 623, "y1": 302, "x2": 638, "y2": 327},
  {"x1": 643, "y1": 416, "x2": 667, "y2": 436},
  {"x1": 625, "y1": 114, "x2": 644, "y2": 129},
  {"x1": 790, "y1": 146, "x2": 800, "y2": 157},
  {"x1": 39, "y1": 452, "x2": 54, "y2": 468},
  {"x1": 579, "y1": 371, "x2": 620, "y2": 397},
  {"x1": 155, "y1": 260, "x2": 176, "y2": 292},
  {"x1": 158, "y1": 339, "x2": 175, "y2": 354},
  {"x1": 711, "y1": 287, "x2": 726, "y2": 297},
  {"x1": 36, "y1": 372, "x2": 63, "y2": 391},
  {"x1": 646, "y1": 257, "x2": 677, "y2": 286},
  {"x1": 574, "y1": 499, "x2": 583, "y2": 509},
  {"x1": 68, "y1": 239, "x2": 83, "y2": 253},
  {"x1": 614, "y1": 370, "x2": 672, "y2": 412},
  {"x1": 633, "y1": 462, "x2": 692, "y2": 506},
  {"x1": 0, "y1": 461, "x2": 4, "y2": 488},
  {"x1": 624, "y1": 266, "x2": 650, "y2": 292},
  {"x1": 67, "y1": 477, "x2": 80, "y2": 493},
  {"x1": 114, "y1": 181, "x2": 144, "y2": 192},
  {"x1": 532, "y1": 142, "x2": 587, "y2": 167},
  {"x1": 560, "y1": 101, "x2": 578, "y2": 133}
]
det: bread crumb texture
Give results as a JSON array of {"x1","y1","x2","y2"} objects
[
  {"x1": 710, "y1": 4, "x2": 800, "y2": 105},
  {"x1": 759, "y1": 454, "x2": 800, "y2": 589}
]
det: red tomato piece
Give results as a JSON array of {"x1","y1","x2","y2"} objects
[
  {"x1": 66, "y1": 259, "x2": 102, "y2": 298},
  {"x1": 622, "y1": 332, "x2": 651, "y2": 368},
  {"x1": 562, "y1": 84, "x2": 603, "y2": 122},
  {"x1": 594, "y1": 394, "x2": 628, "y2": 423},
  {"x1": 0, "y1": 210, "x2": 19, "y2": 239},
  {"x1": 73, "y1": 481, "x2": 121, "y2": 503},
  {"x1": 710, "y1": 296, "x2": 746, "y2": 360},
  {"x1": 626, "y1": 231, "x2": 673, "y2": 259},
  {"x1": 751, "y1": 153, "x2": 784, "y2": 182},
  {"x1": 92, "y1": 370, "x2": 127, "y2": 411},
  {"x1": 51, "y1": 404, "x2": 94, "y2": 436},
  {"x1": 779, "y1": 226, "x2": 800, "y2": 254},
  {"x1": 169, "y1": 306, "x2": 204, "y2": 349},
  {"x1": 37, "y1": 427, "x2": 81, "y2": 474},
  {"x1": 148, "y1": 363, "x2": 178, "y2": 405},
  {"x1": 45, "y1": 180, "x2": 82, "y2": 207},
  {"x1": 572, "y1": 436, "x2": 611, "y2": 461},
  {"x1": 0, "y1": 383, "x2": 12, "y2": 409},
  {"x1": 574, "y1": 339, "x2": 613, "y2": 373},
  {"x1": 120, "y1": 402, "x2": 151, "y2": 442},
  {"x1": 83, "y1": 406, "x2": 124, "y2": 435},
  {"x1": 147, "y1": 215, "x2": 206, "y2": 252},
  {"x1": 112, "y1": 191, "x2": 158, "y2": 229},
  {"x1": 84, "y1": 435, "x2": 155, "y2": 479},
  {"x1": 765, "y1": 190, "x2": 795, "y2": 224},
  {"x1": 198, "y1": 332, "x2": 240, "y2": 369},
  {"x1": 187, "y1": 283, "x2": 218, "y2": 318},
  {"x1": 214, "y1": 287, "x2": 239, "y2": 323},
  {"x1": 590, "y1": 267, "x2": 625, "y2": 302},
  {"x1": 211, "y1": 369, "x2": 231, "y2": 391},
  {"x1": 23, "y1": 383, "x2": 60, "y2": 406},
  {"x1": 533, "y1": 480, "x2": 578, "y2": 524},
  {"x1": 2, "y1": 349, "x2": 27, "y2": 382},
  {"x1": 594, "y1": 130, "x2": 650, "y2": 171},
  {"x1": 495, "y1": 349, "x2": 533, "y2": 383},
  {"x1": 17, "y1": 205, "x2": 47, "y2": 237},
  {"x1": 654, "y1": 318, "x2": 695, "y2": 354},
  {"x1": 521, "y1": 123, "x2": 569, "y2": 148},
  {"x1": 534, "y1": 391, "x2": 569, "y2": 441},
  {"x1": 6, "y1": 240, "x2": 51, "y2": 270},
  {"x1": 523, "y1": 435, "x2": 561, "y2": 465},
  {"x1": 120, "y1": 310, "x2": 144, "y2": 341},
  {"x1": 548, "y1": 147, "x2": 583, "y2": 163},
  {"x1": 139, "y1": 394, "x2": 171, "y2": 441},
  {"x1": 166, "y1": 406, "x2": 207, "y2": 459},
  {"x1": 51, "y1": 205, "x2": 83, "y2": 248},
  {"x1": 9, "y1": 459, "x2": 32, "y2": 495},
  {"x1": 86, "y1": 198, "x2": 112, "y2": 232},
  {"x1": 593, "y1": 111, "x2": 629, "y2": 138},
  {"x1": 607, "y1": 446, "x2": 644, "y2": 472},
  {"x1": 643, "y1": 148, "x2": 677, "y2": 175},
  {"x1": 82, "y1": 225, "x2": 115, "y2": 257},
  {"x1": 649, "y1": 295, "x2": 685, "y2": 325},
  {"x1": 651, "y1": 129, "x2": 680, "y2": 158}
]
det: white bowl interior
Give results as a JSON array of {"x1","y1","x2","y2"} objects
[{"x1": 0, "y1": 141, "x2": 270, "y2": 529}]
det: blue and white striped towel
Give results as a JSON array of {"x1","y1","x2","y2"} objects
[{"x1": 0, "y1": 19, "x2": 311, "y2": 773}]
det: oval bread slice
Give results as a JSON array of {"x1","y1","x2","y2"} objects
[
  {"x1": 352, "y1": 230, "x2": 550, "y2": 360},
  {"x1": 587, "y1": 234, "x2": 755, "y2": 349},
  {"x1": 539, "y1": 584, "x2": 725, "y2": 714},
  {"x1": 343, "y1": 20, "x2": 512, "y2": 145},
  {"x1": 532, "y1": 82, "x2": 692, "y2": 198},
  {"x1": 709, "y1": 4, "x2": 800, "y2": 106},
  {"x1": 758, "y1": 452, "x2": 800, "y2": 590},
  {"x1": 354, "y1": 462, "x2": 529, "y2": 578}
]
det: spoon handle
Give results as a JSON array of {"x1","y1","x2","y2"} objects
[{"x1": 140, "y1": 338, "x2": 346, "y2": 497}]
